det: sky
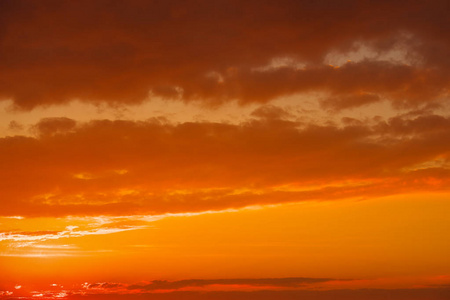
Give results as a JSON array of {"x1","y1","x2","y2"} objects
[{"x1": 0, "y1": 0, "x2": 450, "y2": 299}]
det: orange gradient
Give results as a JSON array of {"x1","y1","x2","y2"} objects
[{"x1": 1, "y1": 1, "x2": 449, "y2": 299}]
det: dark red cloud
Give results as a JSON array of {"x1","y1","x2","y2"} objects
[
  {"x1": 4, "y1": 279, "x2": 450, "y2": 300},
  {"x1": 67, "y1": 288, "x2": 450, "y2": 300},
  {"x1": 32, "y1": 117, "x2": 77, "y2": 137},
  {"x1": 1, "y1": 111, "x2": 450, "y2": 217},
  {"x1": 0, "y1": 0, "x2": 448, "y2": 109},
  {"x1": 127, "y1": 277, "x2": 336, "y2": 291}
]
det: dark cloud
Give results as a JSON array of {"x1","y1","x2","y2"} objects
[
  {"x1": 8, "y1": 121, "x2": 24, "y2": 131},
  {"x1": 32, "y1": 117, "x2": 77, "y2": 137},
  {"x1": 6, "y1": 279, "x2": 450, "y2": 300},
  {"x1": 0, "y1": 0, "x2": 448, "y2": 109},
  {"x1": 127, "y1": 277, "x2": 336, "y2": 291},
  {"x1": 67, "y1": 288, "x2": 450, "y2": 300}
]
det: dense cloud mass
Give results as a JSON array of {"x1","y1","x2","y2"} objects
[
  {"x1": 0, "y1": 0, "x2": 449, "y2": 109},
  {"x1": 1, "y1": 111, "x2": 450, "y2": 217}
]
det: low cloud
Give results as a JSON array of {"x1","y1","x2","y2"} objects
[
  {"x1": 3, "y1": 277, "x2": 450, "y2": 299},
  {"x1": 127, "y1": 277, "x2": 338, "y2": 291}
]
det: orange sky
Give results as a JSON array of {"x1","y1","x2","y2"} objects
[{"x1": 1, "y1": 1, "x2": 450, "y2": 299}]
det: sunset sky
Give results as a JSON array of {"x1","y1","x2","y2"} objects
[{"x1": 1, "y1": 1, "x2": 450, "y2": 299}]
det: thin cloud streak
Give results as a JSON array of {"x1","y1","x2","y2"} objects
[{"x1": 0, "y1": 226, "x2": 144, "y2": 245}]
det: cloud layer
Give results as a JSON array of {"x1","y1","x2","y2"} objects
[
  {"x1": 0, "y1": 0, "x2": 449, "y2": 110},
  {"x1": 2, "y1": 277, "x2": 450, "y2": 300},
  {"x1": 1, "y1": 111, "x2": 450, "y2": 217}
]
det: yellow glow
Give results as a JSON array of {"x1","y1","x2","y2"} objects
[{"x1": 1, "y1": 193, "x2": 449, "y2": 287}]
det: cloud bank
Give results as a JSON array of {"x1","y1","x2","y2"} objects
[
  {"x1": 0, "y1": 0, "x2": 448, "y2": 110},
  {"x1": 1, "y1": 111, "x2": 450, "y2": 217}
]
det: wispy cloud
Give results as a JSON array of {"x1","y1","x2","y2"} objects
[{"x1": 0, "y1": 224, "x2": 145, "y2": 248}]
